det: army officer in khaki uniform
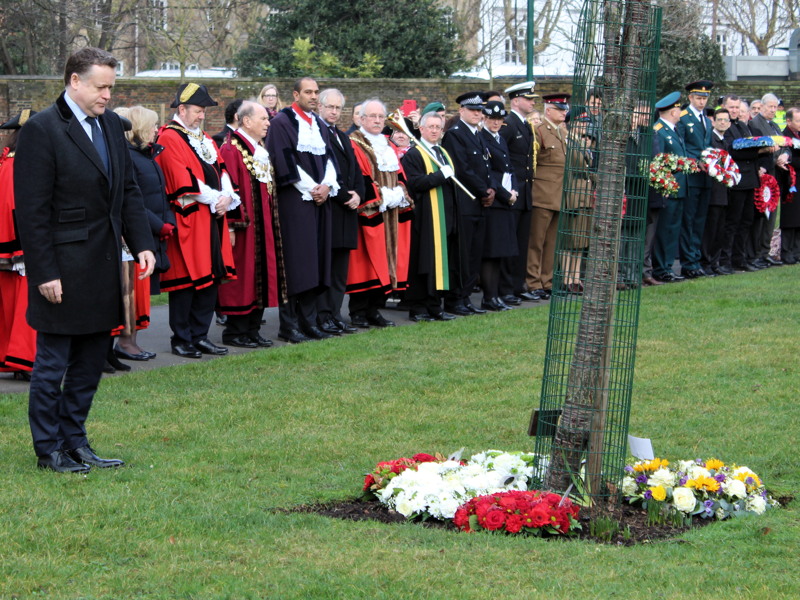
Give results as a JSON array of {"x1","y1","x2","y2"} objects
[{"x1": 526, "y1": 93, "x2": 570, "y2": 299}]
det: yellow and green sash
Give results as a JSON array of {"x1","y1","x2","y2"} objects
[{"x1": 419, "y1": 147, "x2": 451, "y2": 290}]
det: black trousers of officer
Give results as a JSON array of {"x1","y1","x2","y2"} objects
[{"x1": 168, "y1": 284, "x2": 218, "y2": 346}]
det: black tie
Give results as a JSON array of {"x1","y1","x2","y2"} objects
[
  {"x1": 432, "y1": 145, "x2": 445, "y2": 164},
  {"x1": 86, "y1": 117, "x2": 110, "y2": 175},
  {"x1": 329, "y1": 126, "x2": 342, "y2": 148}
]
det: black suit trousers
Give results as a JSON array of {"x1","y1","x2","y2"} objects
[{"x1": 28, "y1": 330, "x2": 110, "y2": 456}]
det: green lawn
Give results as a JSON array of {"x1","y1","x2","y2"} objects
[{"x1": 1, "y1": 267, "x2": 798, "y2": 599}]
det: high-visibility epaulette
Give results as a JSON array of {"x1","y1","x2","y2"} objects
[{"x1": 653, "y1": 122, "x2": 663, "y2": 131}]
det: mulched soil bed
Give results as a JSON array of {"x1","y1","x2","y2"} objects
[{"x1": 286, "y1": 497, "x2": 707, "y2": 545}]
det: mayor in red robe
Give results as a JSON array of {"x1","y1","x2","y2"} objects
[
  {"x1": 0, "y1": 111, "x2": 37, "y2": 378},
  {"x1": 346, "y1": 99, "x2": 413, "y2": 328},
  {"x1": 217, "y1": 101, "x2": 283, "y2": 348},
  {"x1": 155, "y1": 83, "x2": 238, "y2": 358}
]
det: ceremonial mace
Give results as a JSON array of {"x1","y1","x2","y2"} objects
[{"x1": 386, "y1": 110, "x2": 476, "y2": 200}]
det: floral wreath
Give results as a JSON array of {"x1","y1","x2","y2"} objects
[
  {"x1": 701, "y1": 148, "x2": 740, "y2": 188},
  {"x1": 648, "y1": 153, "x2": 700, "y2": 197},
  {"x1": 732, "y1": 135, "x2": 800, "y2": 150},
  {"x1": 754, "y1": 173, "x2": 780, "y2": 215}
]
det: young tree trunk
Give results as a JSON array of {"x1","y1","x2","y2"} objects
[{"x1": 545, "y1": 0, "x2": 651, "y2": 497}]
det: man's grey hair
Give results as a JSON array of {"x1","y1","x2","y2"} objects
[
  {"x1": 236, "y1": 100, "x2": 261, "y2": 121},
  {"x1": 320, "y1": 88, "x2": 345, "y2": 107},
  {"x1": 419, "y1": 111, "x2": 444, "y2": 127},
  {"x1": 761, "y1": 93, "x2": 779, "y2": 105},
  {"x1": 359, "y1": 98, "x2": 387, "y2": 118}
]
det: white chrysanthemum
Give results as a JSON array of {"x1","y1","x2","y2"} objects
[
  {"x1": 647, "y1": 468, "x2": 677, "y2": 489},
  {"x1": 676, "y1": 460, "x2": 696, "y2": 474},
  {"x1": 725, "y1": 478, "x2": 747, "y2": 499},
  {"x1": 688, "y1": 465, "x2": 711, "y2": 480},
  {"x1": 746, "y1": 494, "x2": 767, "y2": 515},
  {"x1": 622, "y1": 476, "x2": 638, "y2": 496}
]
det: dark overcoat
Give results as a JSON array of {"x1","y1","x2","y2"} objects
[
  {"x1": 327, "y1": 125, "x2": 362, "y2": 250},
  {"x1": 14, "y1": 92, "x2": 152, "y2": 335}
]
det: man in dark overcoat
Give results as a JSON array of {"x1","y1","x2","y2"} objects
[
  {"x1": 316, "y1": 88, "x2": 362, "y2": 334},
  {"x1": 15, "y1": 47, "x2": 155, "y2": 472}
]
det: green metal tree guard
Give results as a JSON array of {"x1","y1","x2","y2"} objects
[{"x1": 532, "y1": 0, "x2": 662, "y2": 504}]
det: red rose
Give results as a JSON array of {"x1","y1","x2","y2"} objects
[
  {"x1": 505, "y1": 514, "x2": 525, "y2": 533},
  {"x1": 474, "y1": 500, "x2": 493, "y2": 520},
  {"x1": 498, "y1": 495, "x2": 518, "y2": 512},
  {"x1": 412, "y1": 453, "x2": 437, "y2": 463},
  {"x1": 363, "y1": 474, "x2": 375, "y2": 491},
  {"x1": 482, "y1": 509, "x2": 507, "y2": 531},
  {"x1": 453, "y1": 508, "x2": 470, "y2": 530}
]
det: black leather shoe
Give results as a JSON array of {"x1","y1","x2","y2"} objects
[
  {"x1": 734, "y1": 263, "x2": 758, "y2": 272},
  {"x1": 66, "y1": 446, "x2": 124, "y2": 468},
  {"x1": 114, "y1": 347, "x2": 150, "y2": 361},
  {"x1": 172, "y1": 343, "x2": 202, "y2": 358},
  {"x1": 409, "y1": 312, "x2": 436, "y2": 322},
  {"x1": 367, "y1": 314, "x2": 395, "y2": 327},
  {"x1": 752, "y1": 258, "x2": 770, "y2": 269},
  {"x1": 531, "y1": 289, "x2": 549, "y2": 300},
  {"x1": 195, "y1": 339, "x2": 228, "y2": 355},
  {"x1": 657, "y1": 272, "x2": 686, "y2": 282},
  {"x1": 350, "y1": 315, "x2": 371, "y2": 328},
  {"x1": 317, "y1": 319, "x2": 343, "y2": 336},
  {"x1": 445, "y1": 304, "x2": 472, "y2": 316},
  {"x1": 500, "y1": 294, "x2": 522, "y2": 306},
  {"x1": 481, "y1": 298, "x2": 511, "y2": 312},
  {"x1": 464, "y1": 301, "x2": 486, "y2": 314},
  {"x1": 782, "y1": 255, "x2": 797, "y2": 265},
  {"x1": 680, "y1": 268, "x2": 705, "y2": 279},
  {"x1": 37, "y1": 450, "x2": 91, "y2": 473},
  {"x1": 334, "y1": 318, "x2": 358, "y2": 334},
  {"x1": 225, "y1": 336, "x2": 258, "y2": 348},
  {"x1": 714, "y1": 265, "x2": 735, "y2": 275},
  {"x1": 140, "y1": 350, "x2": 157, "y2": 360},
  {"x1": 430, "y1": 311, "x2": 456, "y2": 321},
  {"x1": 250, "y1": 334, "x2": 274, "y2": 347},
  {"x1": 106, "y1": 350, "x2": 132, "y2": 371},
  {"x1": 302, "y1": 326, "x2": 333, "y2": 340},
  {"x1": 765, "y1": 256, "x2": 783, "y2": 266},
  {"x1": 102, "y1": 361, "x2": 116, "y2": 374},
  {"x1": 517, "y1": 291, "x2": 539, "y2": 302},
  {"x1": 277, "y1": 328, "x2": 310, "y2": 344}
]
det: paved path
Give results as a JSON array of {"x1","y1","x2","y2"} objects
[{"x1": 0, "y1": 293, "x2": 548, "y2": 395}]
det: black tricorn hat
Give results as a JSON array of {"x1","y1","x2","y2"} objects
[
  {"x1": 170, "y1": 83, "x2": 218, "y2": 108},
  {"x1": 0, "y1": 109, "x2": 37, "y2": 129}
]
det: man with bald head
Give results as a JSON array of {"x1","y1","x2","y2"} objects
[{"x1": 217, "y1": 101, "x2": 280, "y2": 348}]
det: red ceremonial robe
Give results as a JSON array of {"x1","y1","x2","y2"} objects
[
  {"x1": 218, "y1": 132, "x2": 281, "y2": 314},
  {"x1": 155, "y1": 123, "x2": 236, "y2": 292},
  {"x1": 0, "y1": 150, "x2": 36, "y2": 372},
  {"x1": 346, "y1": 133, "x2": 413, "y2": 294}
]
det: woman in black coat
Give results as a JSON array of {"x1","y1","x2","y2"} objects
[
  {"x1": 112, "y1": 106, "x2": 175, "y2": 362},
  {"x1": 480, "y1": 102, "x2": 519, "y2": 311}
]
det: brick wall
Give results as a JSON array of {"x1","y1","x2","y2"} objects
[
  {"x1": 3, "y1": 76, "x2": 800, "y2": 147},
  {"x1": 0, "y1": 76, "x2": 575, "y2": 143}
]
